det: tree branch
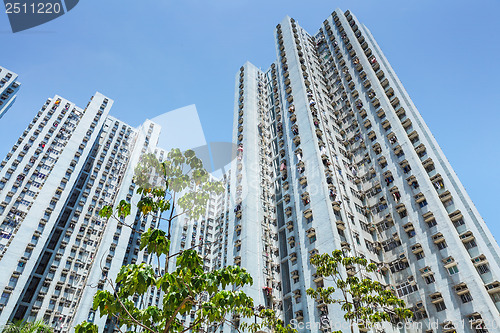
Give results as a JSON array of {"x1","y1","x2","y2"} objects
[{"x1": 164, "y1": 296, "x2": 193, "y2": 333}]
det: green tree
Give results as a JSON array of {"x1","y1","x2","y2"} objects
[
  {"x1": 306, "y1": 250, "x2": 413, "y2": 333},
  {"x1": 76, "y1": 149, "x2": 294, "y2": 333},
  {"x1": 2, "y1": 320, "x2": 52, "y2": 333}
]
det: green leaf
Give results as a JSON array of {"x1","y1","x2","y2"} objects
[
  {"x1": 140, "y1": 228, "x2": 170, "y2": 256},
  {"x1": 116, "y1": 200, "x2": 131, "y2": 218},
  {"x1": 74, "y1": 321, "x2": 98, "y2": 333},
  {"x1": 98, "y1": 205, "x2": 112, "y2": 220}
]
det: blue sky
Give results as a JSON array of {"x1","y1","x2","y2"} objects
[{"x1": 0, "y1": 0, "x2": 499, "y2": 240}]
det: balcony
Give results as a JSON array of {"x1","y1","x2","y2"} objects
[
  {"x1": 288, "y1": 236, "x2": 295, "y2": 245},
  {"x1": 291, "y1": 270, "x2": 299, "y2": 278},
  {"x1": 395, "y1": 203, "x2": 406, "y2": 214},
  {"x1": 336, "y1": 220, "x2": 346, "y2": 230},
  {"x1": 396, "y1": 107, "x2": 406, "y2": 118},
  {"x1": 378, "y1": 156, "x2": 387, "y2": 167},
  {"x1": 286, "y1": 221, "x2": 294, "y2": 230},
  {"x1": 408, "y1": 130, "x2": 419, "y2": 143},
  {"x1": 390, "y1": 97, "x2": 400, "y2": 108},
  {"x1": 467, "y1": 313, "x2": 484, "y2": 326},
  {"x1": 403, "y1": 222, "x2": 414, "y2": 233},
  {"x1": 299, "y1": 176, "x2": 307, "y2": 185},
  {"x1": 294, "y1": 310, "x2": 304, "y2": 321},
  {"x1": 459, "y1": 231, "x2": 474, "y2": 243},
  {"x1": 442, "y1": 256, "x2": 456, "y2": 269},
  {"x1": 432, "y1": 233, "x2": 445, "y2": 244},
  {"x1": 485, "y1": 281, "x2": 500, "y2": 294},
  {"x1": 471, "y1": 254, "x2": 488, "y2": 267},
  {"x1": 401, "y1": 118, "x2": 413, "y2": 130},
  {"x1": 377, "y1": 108, "x2": 385, "y2": 118},
  {"x1": 385, "y1": 87, "x2": 395, "y2": 98},
  {"x1": 312, "y1": 273, "x2": 323, "y2": 283},
  {"x1": 332, "y1": 201, "x2": 341, "y2": 212},
  {"x1": 285, "y1": 207, "x2": 292, "y2": 216},
  {"x1": 411, "y1": 243, "x2": 423, "y2": 254},
  {"x1": 306, "y1": 227, "x2": 316, "y2": 238},
  {"x1": 303, "y1": 208, "x2": 313, "y2": 219},
  {"x1": 381, "y1": 120, "x2": 391, "y2": 130},
  {"x1": 341, "y1": 241, "x2": 351, "y2": 251},
  {"x1": 346, "y1": 264, "x2": 356, "y2": 276},
  {"x1": 422, "y1": 212, "x2": 435, "y2": 224},
  {"x1": 448, "y1": 210, "x2": 462, "y2": 223},
  {"x1": 415, "y1": 144, "x2": 426, "y2": 157},
  {"x1": 439, "y1": 191, "x2": 452, "y2": 203},
  {"x1": 414, "y1": 192, "x2": 426, "y2": 204},
  {"x1": 429, "y1": 292, "x2": 443, "y2": 304},
  {"x1": 234, "y1": 256, "x2": 241, "y2": 264}
]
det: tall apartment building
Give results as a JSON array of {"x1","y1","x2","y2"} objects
[
  {"x1": 170, "y1": 9, "x2": 500, "y2": 333},
  {"x1": 0, "y1": 92, "x2": 166, "y2": 332},
  {"x1": 0, "y1": 66, "x2": 21, "y2": 119}
]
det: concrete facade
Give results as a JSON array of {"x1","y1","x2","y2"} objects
[
  {"x1": 0, "y1": 93, "x2": 164, "y2": 332},
  {"x1": 169, "y1": 9, "x2": 500, "y2": 333},
  {"x1": 0, "y1": 66, "x2": 21, "y2": 119}
]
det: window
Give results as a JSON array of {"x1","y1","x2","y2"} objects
[
  {"x1": 447, "y1": 265, "x2": 459, "y2": 275},
  {"x1": 424, "y1": 275, "x2": 435, "y2": 284},
  {"x1": 460, "y1": 292, "x2": 473, "y2": 303},
  {"x1": 491, "y1": 292, "x2": 500, "y2": 303},
  {"x1": 309, "y1": 235, "x2": 316, "y2": 243},
  {"x1": 453, "y1": 218, "x2": 465, "y2": 228},
  {"x1": 464, "y1": 239, "x2": 477, "y2": 250},
  {"x1": 477, "y1": 264, "x2": 490, "y2": 275},
  {"x1": 437, "y1": 241, "x2": 447, "y2": 250},
  {"x1": 390, "y1": 260, "x2": 409, "y2": 273},
  {"x1": 426, "y1": 219, "x2": 437, "y2": 228},
  {"x1": 0, "y1": 292, "x2": 10, "y2": 305},
  {"x1": 416, "y1": 252, "x2": 425, "y2": 260},
  {"x1": 396, "y1": 281, "x2": 418, "y2": 297},
  {"x1": 443, "y1": 198, "x2": 454, "y2": 207},
  {"x1": 434, "y1": 301, "x2": 446, "y2": 312},
  {"x1": 418, "y1": 200, "x2": 428, "y2": 208}
]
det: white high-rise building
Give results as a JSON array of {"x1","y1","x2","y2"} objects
[
  {"x1": 0, "y1": 66, "x2": 21, "y2": 119},
  {"x1": 170, "y1": 9, "x2": 500, "y2": 333},
  {"x1": 0, "y1": 92, "x2": 165, "y2": 332}
]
